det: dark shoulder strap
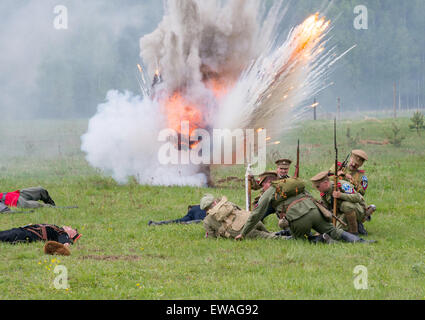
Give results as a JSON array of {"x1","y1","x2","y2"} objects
[{"x1": 23, "y1": 225, "x2": 47, "y2": 240}]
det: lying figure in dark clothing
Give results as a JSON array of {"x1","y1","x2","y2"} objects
[
  {"x1": 148, "y1": 205, "x2": 206, "y2": 226},
  {"x1": 0, "y1": 224, "x2": 82, "y2": 255},
  {"x1": 0, "y1": 224, "x2": 80, "y2": 245}
]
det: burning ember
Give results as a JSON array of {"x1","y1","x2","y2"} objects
[{"x1": 292, "y1": 13, "x2": 330, "y2": 59}]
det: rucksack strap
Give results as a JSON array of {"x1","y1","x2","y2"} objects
[
  {"x1": 23, "y1": 224, "x2": 65, "y2": 241},
  {"x1": 24, "y1": 225, "x2": 47, "y2": 240},
  {"x1": 279, "y1": 197, "x2": 308, "y2": 219}
]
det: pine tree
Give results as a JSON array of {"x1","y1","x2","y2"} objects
[{"x1": 409, "y1": 111, "x2": 425, "y2": 135}]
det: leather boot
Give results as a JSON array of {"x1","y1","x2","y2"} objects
[
  {"x1": 358, "y1": 222, "x2": 368, "y2": 235},
  {"x1": 42, "y1": 190, "x2": 56, "y2": 206},
  {"x1": 345, "y1": 211, "x2": 359, "y2": 235},
  {"x1": 340, "y1": 231, "x2": 376, "y2": 243},
  {"x1": 307, "y1": 233, "x2": 335, "y2": 244},
  {"x1": 275, "y1": 229, "x2": 291, "y2": 237}
]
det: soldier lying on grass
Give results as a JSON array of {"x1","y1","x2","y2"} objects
[
  {"x1": 0, "y1": 186, "x2": 56, "y2": 211},
  {"x1": 0, "y1": 224, "x2": 81, "y2": 255}
]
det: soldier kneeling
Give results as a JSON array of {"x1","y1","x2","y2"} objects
[
  {"x1": 236, "y1": 177, "x2": 374, "y2": 244},
  {"x1": 311, "y1": 171, "x2": 376, "y2": 236}
]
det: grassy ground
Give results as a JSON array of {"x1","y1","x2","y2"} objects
[{"x1": 0, "y1": 117, "x2": 424, "y2": 300}]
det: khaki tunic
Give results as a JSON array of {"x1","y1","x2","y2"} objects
[
  {"x1": 330, "y1": 164, "x2": 368, "y2": 196},
  {"x1": 241, "y1": 187, "x2": 343, "y2": 240}
]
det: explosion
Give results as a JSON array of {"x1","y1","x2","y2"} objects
[{"x1": 81, "y1": 0, "x2": 338, "y2": 187}]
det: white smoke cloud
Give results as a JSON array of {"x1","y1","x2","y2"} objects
[
  {"x1": 139, "y1": 0, "x2": 269, "y2": 94},
  {"x1": 0, "y1": 0, "x2": 162, "y2": 119},
  {"x1": 81, "y1": 90, "x2": 207, "y2": 186}
]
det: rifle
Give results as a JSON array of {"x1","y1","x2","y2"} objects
[
  {"x1": 340, "y1": 152, "x2": 351, "y2": 171},
  {"x1": 294, "y1": 139, "x2": 300, "y2": 178},
  {"x1": 50, "y1": 206, "x2": 79, "y2": 209},
  {"x1": 245, "y1": 164, "x2": 252, "y2": 211},
  {"x1": 1, "y1": 209, "x2": 35, "y2": 214},
  {"x1": 333, "y1": 118, "x2": 338, "y2": 226},
  {"x1": 148, "y1": 219, "x2": 203, "y2": 226}
]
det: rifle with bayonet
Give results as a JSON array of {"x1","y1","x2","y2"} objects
[
  {"x1": 333, "y1": 119, "x2": 338, "y2": 226},
  {"x1": 245, "y1": 164, "x2": 252, "y2": 211},
  {"x1": 294, "y1": 139, "x2": 300, "y2": 178}
]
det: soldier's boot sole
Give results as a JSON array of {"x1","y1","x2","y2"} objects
[{"x1": 345, "y1": 210, "x2": 359, "y2": 235}]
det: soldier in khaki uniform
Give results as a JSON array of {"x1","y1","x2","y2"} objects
[
  {"x1": 331, "y1": 150, "x2": 369, "y2": 196},
  {"x1": 252, "y1": 172, "x2": 280, "y2": 222},
  {"x1": 252, "y1": 172, "x2": 278, "y2": 207},
  {"x1": 200, "y1": 194, "x2": 284, "y2": 240},
  {"x1": 330, "y1": 150, "x2": 373, "y2": 235},
  {"x1": 311, "y1": 171, "x2": 375, "y2": 235},
  {"x1": 236, "y1": 178, "x2": 373, "y2": 243},
  {"x1": 249, "y1": 159, "x2": 292, "y2": 191}
]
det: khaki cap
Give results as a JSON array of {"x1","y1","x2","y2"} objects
[
  {"x1": 275, "y1": 159, "x2": 292, "y2": 168},
  {"x1": 352, "y1": 150, "x2": 368, "y2": 162},
  {"x1": 258, "y1": 171, "x2": 278, "y2": 185},
  {"x1": 310, "y1": 171, "x2": 330, "y2": 183},
  {"x1": 200, "y1": 194, "x2": 216, "y2": 211}
]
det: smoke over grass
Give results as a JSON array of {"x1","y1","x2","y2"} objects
[{"x1": 0, "y1": 0, "x2": 162, "y2": 120}]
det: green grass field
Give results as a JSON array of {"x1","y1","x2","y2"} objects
[{"x1": 0, "y1": 117, "x2": 424, "y2": 299}]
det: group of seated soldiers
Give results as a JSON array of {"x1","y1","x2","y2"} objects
[{"x1": 200, "y1": 150, "x2": 376, "y2": 244}]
